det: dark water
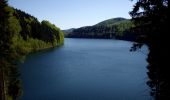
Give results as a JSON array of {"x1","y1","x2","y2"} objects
[{"x1": 20, "y1": 38, "x2": 151, "y2": 100}]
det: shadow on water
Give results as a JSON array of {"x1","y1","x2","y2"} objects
[{"x1": 21, "y1": 45, "x2": 64, "y2": 61}]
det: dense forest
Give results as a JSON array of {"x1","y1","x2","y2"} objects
[
  {"x1": 0, "y1": 0, "x2": 64, "y2": 99},
  {"x1": 130, "y1": 0, "x2": 169, "y2": 99},
  {"x1": 64, "y1": 18, "x2": 137, "y2": 41}
]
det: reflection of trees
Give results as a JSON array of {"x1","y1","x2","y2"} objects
[{"x1": 130, "y1": 0, "x2": 169, "y2": 99}]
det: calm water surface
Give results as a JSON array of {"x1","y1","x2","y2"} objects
[{"x1": 20, "y1": 38, "x2": 151, "y2": 100}]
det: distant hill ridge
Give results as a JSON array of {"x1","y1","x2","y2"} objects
[
  {"x1": 64, "y1": 17, "x2": 136, "y2": 41},
  {"x1": 95, "y1": 17, "x2": 128, "y2": 26}
]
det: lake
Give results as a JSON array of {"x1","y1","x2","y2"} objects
[{"x1": 20, "y1": 38, "x2": 151, "y2": 100}]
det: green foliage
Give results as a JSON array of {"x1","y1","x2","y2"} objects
[
  {"x1": 12, "y1": 9, "x2": 64, "y2": 54},
  {"x1": 11, "y1": 36, "x2": 54, "y2": 65},
  {"x1": 115, "y1": 20, "x2": 134, "y2": 36},
  {"x1": 11, "y1": 34, "x2": 52, "y2": 56},
  {"x1": 0, "y1": 2, "x2": 20, "y2": 57},
  {"x1": 65, "y1": 18, "x2": 135, "y2": 40},
  {"x1": 14, "y1": 9, "x2": 64, "y2": 46},
  {"x1": 40, "y1": 20, "x2": 64, "y2": 46}
]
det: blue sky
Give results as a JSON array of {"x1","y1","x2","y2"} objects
[{"x1": 8, "y1": 0, "x2": 135, "y2": 30}]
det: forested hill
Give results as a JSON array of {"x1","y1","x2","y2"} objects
[
  {"x1": 64, "y1": 17, "x2": 137, "y2": 41},
  {"x1": 95, "y1": 17, "x2": 127, "y2": 26},
  {"x1": 0, "y1": 1, "x2": 64, "y2": 99},
  {"x1": 13, "y1": 9, "x2": 64, "y2": 55}
]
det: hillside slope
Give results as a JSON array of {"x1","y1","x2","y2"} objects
[{"x1": 64, "y1": 18, "x2": 136, "y2": 41}]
